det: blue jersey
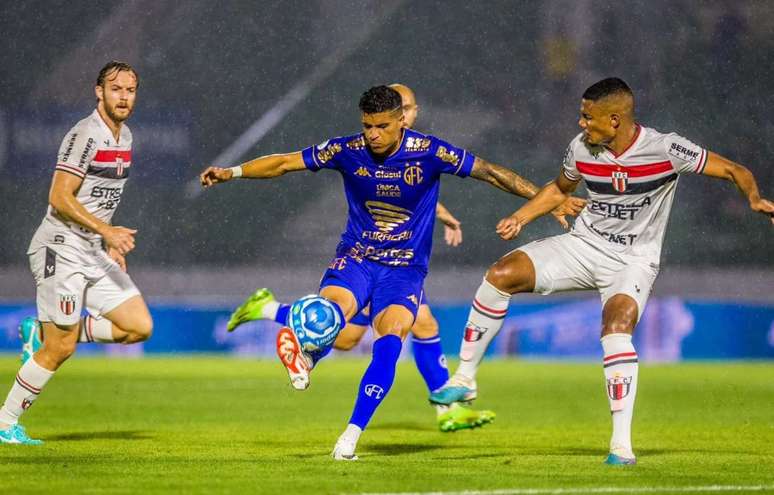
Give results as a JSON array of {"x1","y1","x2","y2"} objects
[{"x1": 301, "y1": 129, "x2": 475, "y2": 271}]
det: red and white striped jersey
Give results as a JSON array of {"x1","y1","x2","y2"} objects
[
  {"x1": 562, "y1": 125, "x2": 707, "y2": 261},
  {"x1": 29, "y1": 110, "x2": 133, "y2": 253}
]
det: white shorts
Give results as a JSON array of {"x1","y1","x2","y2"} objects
[
  {"x1": 517, "y1": 233, "x2": 659, "y2": 320},
  {"x1": 28, "y1": 245, "x2": 140, "y2": 326}
]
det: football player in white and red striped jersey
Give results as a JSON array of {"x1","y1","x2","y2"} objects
[
  {"x1": 432, "y1": 77, "x2": 774, "y2": 465},
  {"x1": 0, "y1": 62, "x2": 153, "y2": 445}
]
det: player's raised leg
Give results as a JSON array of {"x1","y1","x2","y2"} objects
[
  {"x1": 276, "y1": 285, "x2": 356, "y2": 391},
  {"x1": 227, "y1": 288, "x2": 289, "y2": 331},
  {"x1": 601, "y1": 294, "x2": 640, "y2": 466},
  {"x1": 431, "y1": 250, "x2": 533, "y2": 405},
  {"x1": 332, "y1": 303, "x2": 412, "y2": 461}
]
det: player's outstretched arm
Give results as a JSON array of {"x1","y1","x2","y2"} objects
[
  {"x1": 496, "y1": 173, "x2": 581, "y2": 240},
  {"x1": 436, "y1": 202, "x2": 462, "y2": 246},
  {"x1": 199, "y1": 151, "x2": 306, "y2": 187},
  {"x1": 49, "y1": 171, "x2": 136, "y2": 255},
  {"x1": 469, "y1": 157, "x2": 540, "y2": 199},
  {"x1": 702, "y1": 152, "x2": 774, "y2": 224}
]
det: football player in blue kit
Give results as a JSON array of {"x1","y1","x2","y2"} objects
[{"x1": 200, "y1": 85, "x2": 585, "y2": 460}]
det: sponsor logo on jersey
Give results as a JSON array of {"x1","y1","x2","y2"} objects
[
  {"x1": 405, "y1": 136, "x2": 431, "y2": 152},
  {"x1": 668, "y1": 142, "x2": 699, "y2": 162},
  {"x1": 355, "y1": 166, "x2": 371, "y2": 177},
  {"x1": 589, "y1": 223, "x2": 638, "y2": 246},
  {"x1": 90, "y1": 186, "x2": 124, "y2": 210},
  {"x1": 59, "y1": 294, "x2": 77, "y2": 316},
  {"x1": 376, "y1": 183, "x2": 401, "y2": 198},
  {"x1": 347, "y1": 136, "x2": 366, "y2": 150},
  {"x1": 607, "y1": 374, "x2": 632, "y2": 401},
  {"x1": 316, "y1": 142, "x2": 342, "y2": 164},
  {"x1": 79, "y1": 137, "x2": 96, "y2": 168},
  {"x1": 403, "y1": 163, "x2": 423, "y2": 185},
  {"x1": 435, "y1": 146, "x2": 459, "y2": 166},
  {"x1": 61, "y1": 133, "x2": 78, "y2": 163},
  {"x1": 361, "y1": 230, "x2": 413, "y2": 242},
  {"x1": 53, "y1": 235, "x2": 65, "y2": 244},
  {"x1": 349, "y1": 242, "x2": 414, "y2": 266},
  {"x1": 364, "y1": 384, "x2": 384, "y2": 399},
  {"x1": 328, "y1": 257, "x2": 347, "y2": 271},
  {"x1": 316, "y1": 140, "x2": 330, "y2": 150},
  {"x1": 612, "y1": 170, "x2": 628, "y2": 193},
  {"x1": 375, "y1": 168, "x2": 402, "y2": 180},
  {"x1": 589, "y1": 197, "x2": 652, "y2": 221},
  {"x1": 464, "y1": 322, "x2": 487, "y2": 342},
  {"x1": 365, "y1": 200, "x2": 412, "y2": 233}
]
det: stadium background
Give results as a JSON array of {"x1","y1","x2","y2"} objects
[{"x1": 0, "y1": 0, "x2": 772, "y2": 361}]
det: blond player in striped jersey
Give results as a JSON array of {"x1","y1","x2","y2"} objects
[
  {"x1": 431, "y1": 77, "x2": 774, "y2": 465},
  {"x1": 0, "y1": 62, "x2": 153, "y2": 445}
]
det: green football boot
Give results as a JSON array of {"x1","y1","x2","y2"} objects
[
  {"x1": 437, "y1": 403, "x2": 496, "y2": 432},
  {"x1": 19, "y1": 317, "x2": 42, "y2": 365},
  {"x1": 227, "y1": 288, "x2": 276, "y2": 332}
]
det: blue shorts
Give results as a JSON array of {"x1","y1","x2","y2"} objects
[
  {"x1": 320, "y1": 253, "x2": 426, "y2": 325},
  {"x1": 349, "y1": 291, "x2": 430, "y2": 327}
]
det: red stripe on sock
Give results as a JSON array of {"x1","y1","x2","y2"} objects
[
  {"x1": 603, "y1": 351, "x2": 637, "y2": 362},
  {"x1": 16, "y1": 375, "x2": 41, "y2": 394},
  {"x1": 473, "y1": 298, "x2": 507, "y2": 315}
]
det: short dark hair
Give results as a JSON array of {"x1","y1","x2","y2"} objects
[
  {"x1": 582, "y1": 77, "x2": 631, "y2": 101},
  {"x1": 358, "y1": 86, "x2": 402, "y2": 114},
  {"x1": 97, "y1": 61, "x2": 139, "y2": 88}
]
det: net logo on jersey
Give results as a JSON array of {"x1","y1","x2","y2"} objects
[
  {"x1": 59, "y1": 294, "x2": 77, "y2": 316},
  {"x1": 365, "y1": 201, "x2": 412, "y2": 233},
  {"x1": 612, "y1": 171, "x2": 628, "y2": 193}
]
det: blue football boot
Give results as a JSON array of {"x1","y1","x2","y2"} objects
[
  {"x1": 604, "y1": 452, "x2": 637, "y2": 465},
  {"x1": 0, "y1": 424, "x2": 43, "y2": 446},
  {"x1": 429, "y1": 374, "x2": 477, "y2": 405}
]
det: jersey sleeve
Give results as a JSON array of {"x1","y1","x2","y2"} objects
[
  {"x1": 430, "y1": 137, "x2": 475, "y2": 177},
  {"x1": 561, "y1": 139, "x2": 581, "y2": 181},
  {"x1": 301, "y1": 137, "x2": 346, "y2": 172},
  {"x1": 55, "y1": 126, "x2": 97, "y2": 179},
  {"x1": 664, "y1": 133, "x2": 708, "y2": 175}
]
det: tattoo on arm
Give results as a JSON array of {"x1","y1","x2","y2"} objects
[{"x1": 470, "y1": 157, "x2": 540, "y2": 199}]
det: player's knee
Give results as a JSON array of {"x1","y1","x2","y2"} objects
[
  {"x1": 411, "y1": 316, "x2": 438, "y2": 339},
  {"x1": 128, "y1": 316, "x2": 154, "y2": 342},
  {"x1": 486, "y1": 261, "x2": 520, "y2": 293},
  {"x1": 333, "y1": 335, "x2": 359, "y2": 351}
]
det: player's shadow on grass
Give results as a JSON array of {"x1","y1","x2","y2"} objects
[
  {"x1": 366, "y1": 442, "x2": 444, "y2": 456},
  {"x1": 46, "y1": 430, "x2": 153, "y2": 441},
  {"x1": 367, "y1": 421, "x2": 429, "y2": 432}
]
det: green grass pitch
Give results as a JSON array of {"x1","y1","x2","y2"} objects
[{"x1": 0, "y1": 356, "x2": 772, "y2": 494}]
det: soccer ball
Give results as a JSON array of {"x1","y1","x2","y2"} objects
[{"x1": 288, "y1": 295, "x2": 344, "y2": 354}]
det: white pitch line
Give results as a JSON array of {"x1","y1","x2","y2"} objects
[{"x1": 355, "y1": 485, "x2": 774, "y2": 495}]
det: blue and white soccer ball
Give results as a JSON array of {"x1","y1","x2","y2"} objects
[{"x1": 289, "y1": 295, "x2": 344, "y2": 354}]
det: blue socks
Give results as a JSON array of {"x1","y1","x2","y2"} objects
[
  {"x1": 275, "y1": 304, "x2": 290, "y2": 326},
  {"x1": 348, "y1": 334, "x2": 402, "y2": 430},
  {"x1": 411, "y1": 335, "x2": 449, "y2": 392}
]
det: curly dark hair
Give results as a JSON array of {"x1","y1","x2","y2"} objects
[
  {"x1": 96, "y1": 60, "x2": 139, "y2": 88},
  {"x1": 358, "y1": 85, "x2": 402, "y2": 114}
]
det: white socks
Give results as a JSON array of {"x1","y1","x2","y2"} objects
[
  {"x1": 78, "y1": 315, "x2": 115, "y2": 343},
  {"x1": 456, "y1": 278, "x2": 511, "y2": 380},
  {"x1": 0, "y1": 357, "x2": 54, "y2": 427},
  {"x1": 601, "y1": 333, "x2": 638, "y2": 457}
]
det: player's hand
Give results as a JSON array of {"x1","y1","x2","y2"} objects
[
  {"x1": 750, "y1": 197, "x2": 774, "y2": 225},
  {"x1": 496, "y1": 214, "x2": 523, "y2": 240},
  {"x1": 107, "y1": 246, "x2": 127, "y2": 272},
  {"x1": 102, "y1": 225, "x2": 136, "y2": 255},
  {"x1": 199, "y1": 166, "x2": 233, "y2": 188},
  {"x1": 550, "y1": 197, "x2": 587, "y2": 229},
  {"x1": 439, "y1": 215, "x2": 463, "y2": 247}
]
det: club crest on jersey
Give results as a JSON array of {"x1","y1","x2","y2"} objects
[
  {"x1": 59, "y1": 294, "x2": 77, "y2": 316},
  {"x1": 464, "y1": 323, "x2": 487, "y2": 342},
  {"x1": 403, "y1": 163, "x2": 423, "y2": 185},
  {"x1": 607, "y1": 375, "x2": 632, "y2": 400},
  {"x1": 612, "y1": 170, "x2": 628, "y2": 193}
]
